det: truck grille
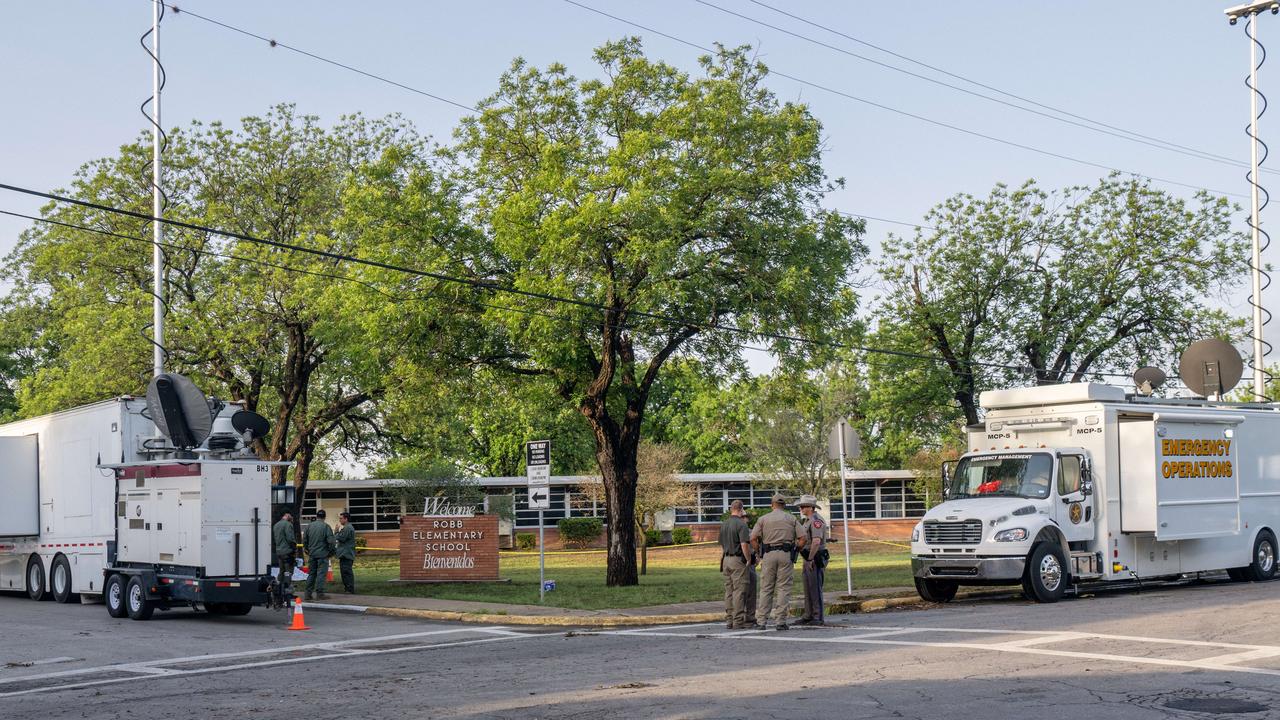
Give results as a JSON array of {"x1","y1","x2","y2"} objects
[{"x1": 923, "y1": 520, "x2": 983, "y2": 545}]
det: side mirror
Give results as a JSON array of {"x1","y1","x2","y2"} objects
[{"x1": 941, "y1": 461, "x2": 954, "y2": 499}]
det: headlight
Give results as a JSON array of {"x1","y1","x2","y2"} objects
[
  {"x1": 911, "y1": 525, "x2": 921, "y2": 542},
  {"x1": 993, "y1": 528, "x2": 1028, "y2": 542}
]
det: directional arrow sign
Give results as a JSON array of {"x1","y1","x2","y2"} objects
[{"x1": 528, "y1": 487, "x2": 550, "y2": 510}]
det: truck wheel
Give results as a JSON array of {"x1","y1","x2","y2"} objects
[
  {"x1": 25, "y1": 557, "x2": 48, "y2": 601},
  {"x1": 125, "y1": 576, "x2": 154, "y2": 621},
  {"x1": 221, "y1": 603, "x2": 253, "y2": 616},
  {"x1": 204, "y1": 602, "x2": 226, "y2": 615},
  {"x1": 51, "y1": 555, "x2": 77, "y2": 604},
  {"x1": 1247, "y1": 531, "x2": 1277, "y2": 582},
  {"x1": 105, "y1": 574, "x2": 128, "y2": 618},
  {"x1": 913, "y1": 577, "x2": 958, "y2": 603},
  {"x1": 1025, "y1": 543, "x2": 1068, "y2": 603}
]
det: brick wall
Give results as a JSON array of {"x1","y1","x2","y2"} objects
[{"x1": 399, "y1": 515, "x2": 499, "y2": 581}]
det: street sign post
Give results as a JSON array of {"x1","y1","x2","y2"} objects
[
  {"x1": 828, "y1": 420, "x2": 861, "y2": 596},
  {"x1": 526, "y1": 440, "x2": 551, "y2": 602}
]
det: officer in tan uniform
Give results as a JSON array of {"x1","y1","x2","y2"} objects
[
  {"x1": 750, "y1": 494, "x2": 802, "y2": 631},
  {"x1": 797, "y1": 495, "x2": 829, "y2": 625},
  {"x1": 718, "y1": 500, "x2": 752, "y2": 629}
]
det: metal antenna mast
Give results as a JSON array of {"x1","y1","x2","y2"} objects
[
  {"x1": 150, "y1": 0, "x2": 165, "y2": 378},
  {"x1": 1227, "y1": 1, "x2": 1279, "y2": 400}
]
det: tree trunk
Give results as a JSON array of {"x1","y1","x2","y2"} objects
[
  {"x1": 290, "y1": 443, "x2": 315, "y2": 524},
  {"x1": 591, "y1": 428, "x2": 640, "y2": 587}
]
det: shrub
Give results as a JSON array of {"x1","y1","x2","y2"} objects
[
  {"x1": 644, "y1": 529, "x2": 662, "y2": 547},
  {"x1": 515, "y1": 533, "x2": 536, "y2": 550},
  {"x1": 672, "y1": 527, "x2": 693, "y2": 545},
  {"x1": 557, "y1": 517, "x2": 603, "y2": 548}
]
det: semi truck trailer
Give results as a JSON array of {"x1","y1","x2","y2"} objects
[
  {"x1": 0, "y1": 375, "x2": 288, "y2": 619},
  {"x1": 911, "y1": 383, "x2": 1280, "y2": 603}
]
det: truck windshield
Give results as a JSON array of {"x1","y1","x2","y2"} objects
[{"x1": 947, "y1": 453, "x2": 1053, "y2": 500}]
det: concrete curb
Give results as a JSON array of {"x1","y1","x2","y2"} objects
[{"x1": 306, "y1": 587, "x2": 1022, "y2": 627}]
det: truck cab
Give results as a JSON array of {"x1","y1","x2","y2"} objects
[{"x1": 911, "y1": 446, "x2": 1102, "y2": 603}]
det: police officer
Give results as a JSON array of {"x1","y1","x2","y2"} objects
[
  {"x1": 797, "y1": 495, "x2": 828, "y2": 626},
  {"x1": 303, "y1": 509, "x2": 337, "y2": 601},
  {"x1": 334, "y1": 511, "x2": 358, "y2": 594},
  {"x1": 272, "y1": 510, "x2": 297, "y2": 596},
  {"x1": 718, "y1": 500, "x2": 752, "y2": 629},
  {"x1": 750, "y1": 494, "x2": 802, "y2": 631}
]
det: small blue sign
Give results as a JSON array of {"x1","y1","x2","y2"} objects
[{"x1": 542, "y1": 580, "x2": 556, "y2": 592}]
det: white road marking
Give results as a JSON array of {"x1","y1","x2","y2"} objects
[
  {"x1": 0, "y1": 626, "x2": 554, "y2": 699},
  {"x1": 604, "y1": 625, "x2": 1280, "y2": 678}
]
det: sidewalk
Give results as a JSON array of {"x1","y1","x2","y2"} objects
[{"x1": 304, "y1": 585, "x2": 1015, "y2": 627}]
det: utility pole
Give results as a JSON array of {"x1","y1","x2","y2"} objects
[
  {"x1": 1226, "y1": 1, "x2": 1279, "y2": 400},
  {"x1": 150, "y1": 0, "x2": 165, "y2": 377}
]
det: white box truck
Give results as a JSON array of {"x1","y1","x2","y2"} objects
[
  {"x1": 910, "y1": 382, "x2": 1280, "y2": 603},
  {"x1": 0, "y1": 375, "x2": 288, "y2": 619}
]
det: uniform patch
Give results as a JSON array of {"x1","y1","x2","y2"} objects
[{"x1": 813, "y1": 520, "x2": 824, "y2": 529}]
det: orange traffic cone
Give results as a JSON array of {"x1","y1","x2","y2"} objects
[
  {"x1": 288, "y1": 597, "x2": 311, "y2": 631},
  {"x1": 326, "y1": 565, "x2": 334, "y2": 583}
]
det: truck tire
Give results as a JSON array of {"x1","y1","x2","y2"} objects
[
  {"x1": 105, "y1": 574, "x2": 128, "y2": 618},
  {"x1": 1247, "y1": 531, "x2": 1277, "y2": 582},
  {"x1": 1025, "y1": 542, "x2": 1068, "y2": 603},
  {"x1": 914, "y1": 577, "x2": 958, "y2": 603},
  {"x1": 221, "y1": 603, "x2": 253, "y2": 616},
  {"x1": 126, "y1": 576, "x2": 154, "y2": 621},
  {"x1": 25, "y1": 556, "x2": 48, "y2": 601},
  {"x1": 51, "y1": 555, "x2": 77, "y2": 604}
]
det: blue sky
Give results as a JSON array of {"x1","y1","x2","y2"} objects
[{"x1": 0, "y1": 0, "x2": 1271, "y2": 324}]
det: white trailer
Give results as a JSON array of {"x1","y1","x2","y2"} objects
[
  {"x1": 0, "y1": 384, "x2": 286, "y2": 619},
  {"x1": 910, "y1": 383, "x2": 1280, "y2": 603}
]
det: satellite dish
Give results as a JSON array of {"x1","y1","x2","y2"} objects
[
  {"x1": 1133, "y1": 367, "x2": 1167, "y2": 396},
  {"x1": 145, "y1": 373, "x2": 214, "y2": 452},
  {"x1": 1178, "y1": 339, "x2": 1244, "y2": 398},
  {"x1": 231, "y1": 410, "x2": 271, "y2": 442}
]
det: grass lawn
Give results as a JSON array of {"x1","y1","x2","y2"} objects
[{"x1": 351, "y1": 540, "x2": 914, "y2": 611}]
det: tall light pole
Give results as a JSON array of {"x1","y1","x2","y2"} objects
[{"x1": 1227, "y1": 1, "x2": 1279, "y2": 400}]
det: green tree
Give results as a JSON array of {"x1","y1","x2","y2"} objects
[
  {"x1": 400, "y1": 40, "x2": 865, "y2": 586},
  {"x1": 745, "y1": 365, "x2": 860, "y2": 498},
  {"x1": 876, "y1": 176, "x2": 1247, "y2": 427},
  {"x1": 3, "y1": 106, "x2": 470, "y2": 514},
  {"x1": 642, "y1": 359, "x2": 753, "y2": 473}
]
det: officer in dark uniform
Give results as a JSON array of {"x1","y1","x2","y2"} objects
[
  {"x1": 271, "y1": 510, "x2": 296, "y2": 595},
  {"x1": 303, "y1": 509, "x2": 336, "y2": 601},
  {"x1": 719, "y1": 500, "x2": 752, "y2": 629},
  {"x1": 334, "y1": 511, "x2": 358, "y2": 594},
  {"x1": 797, "y1": 495, "x2": 828, "y2": 625}
]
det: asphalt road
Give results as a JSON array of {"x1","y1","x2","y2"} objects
[{"x1": 3, "y1": 579, "x2": 1280, "y2": 719}]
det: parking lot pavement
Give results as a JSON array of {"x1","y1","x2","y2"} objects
[{"x1": 4, "y1": 579, "x2": 1280, "y2": 719}]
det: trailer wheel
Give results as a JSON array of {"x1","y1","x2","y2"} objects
[
  {"x1": 105, "y1": 574, "x2": 128, "y2": 618},
  {"x1": 222, "y1": 603, "x2": 253, "y2": 616},
  {"x1": 1247, "y1": 531, "x2": 1277, "y2": 582},
  {"x1": 913, "y1": 577, "x2": 958, "y2": 603},
  {"x1": 51, "y1": 555, "x2": 76, "y2": 604},
  {"x1": 25, "y1": 556, "x2": 48, "y2": 601},
  {"x1": 1025, "y1": 543, "x2": 1068, "y2": 603},
  {"x1": 125, "y1": 576, "x2": 154, "y2": 621}
]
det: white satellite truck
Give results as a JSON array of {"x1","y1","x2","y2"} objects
[
  {"x1": 0, "y1": 373, "x2": 290, "y2": 619},
  {"x1": 911, "y1": 340, "x2": 1280, "y2": 603}
]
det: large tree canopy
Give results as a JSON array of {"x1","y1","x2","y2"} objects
[
  {"x1": 359, "y1": 39, "x2": 866, "y2": 585},
  {"x1": 876, "y1": 176, "x2": 1247, "y2": 427},
  {"x1": 3, "y1": 106, "x2": 470, "y2": 508}
]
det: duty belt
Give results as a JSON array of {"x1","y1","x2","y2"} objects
[
  {"x1": 762, "y1": 543, "x2": 795, "y2": 553},
  {"x1": 724, "y1": 551, "x2": 744, "y2": 558}
]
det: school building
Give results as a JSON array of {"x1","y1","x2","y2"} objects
[{"x1": 302, "y1": 470, "x2": 926, "y2": 550}]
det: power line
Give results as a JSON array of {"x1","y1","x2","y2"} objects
[
  {"x1": 742, "y1": 0, "x2": 1273, "y2": 176},
  {"x1": 0, "y1": 181, "x2": 1141, "y2": 381},
  {"x1": 563, "y1": 0, "x2": 1247, "y2": 200},
  {"x1": 156, "y1": 1, "x2": 927, "y2": 232}
]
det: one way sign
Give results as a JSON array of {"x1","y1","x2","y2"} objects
[{"x1": 526, "y1": 440, "x2": 551, "y2": 510}]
